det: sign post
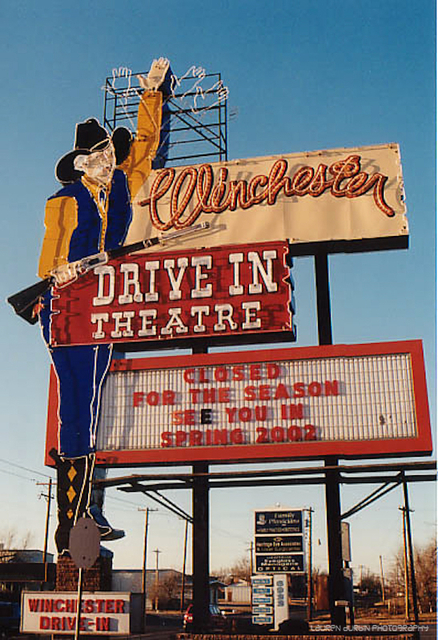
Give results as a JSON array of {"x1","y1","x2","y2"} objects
[
  {"x1": 192, "y1": 461, "x2": 210, "y2": 632},
  {"x1": 314, "y1": 250, "x2": 346, "y2": 628},
  {"x1": 69, "y1": 518, "x2": 101, "y2": 640},
  {"x1": 74, "y1": 569, "x2": 84, "y2": 640}
]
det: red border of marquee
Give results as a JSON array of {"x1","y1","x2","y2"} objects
[{"x1": 44, "y1": 340, "x2": 432, "y2": 466}]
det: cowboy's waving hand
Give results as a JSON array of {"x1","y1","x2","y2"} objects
[{"x1": 138, "y1": 57, "x2": 170, "y2": 91}]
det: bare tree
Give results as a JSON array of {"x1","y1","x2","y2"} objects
[
  {"x1": 414, "y1": 540, "x2": 437, "y2": 613},
  {"x1": 149, "y1": 573, "x2": 182, "y2": 610},
  {"x1": 0, "y1": 528, "x2": 34, "y2": 549},
  {"x1": 389, "y1": 537, "x2": 437, "y2": 614},
  {"x1": 214, "y1": 556, "x2": 251, "y2": 583}
]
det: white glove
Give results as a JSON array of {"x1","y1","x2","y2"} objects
[
  {"x1": 137, "y1": 57, "x2": 170, "y2": 91},
  {"x1": 51, "y1": 262, "x2": 81, "y2": 286}
]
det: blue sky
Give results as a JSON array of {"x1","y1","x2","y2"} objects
[{"x1": 0, "y1": 0, "x2": 435, "y2": 578}]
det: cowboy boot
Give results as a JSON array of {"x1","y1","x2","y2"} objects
[
  {"x1": 52, "y1": 451, "x2": 124, "y2": 555},
  {"x1": 53, "y1": 453, "x2": 91, "y2": 556},
  {"x1": 86, "y1": 460, "x2": 125, "y2": 541}
]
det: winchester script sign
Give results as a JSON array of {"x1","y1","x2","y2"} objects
[{"x1": 127, "y1": 143, "x2": 408, "y2": 254}]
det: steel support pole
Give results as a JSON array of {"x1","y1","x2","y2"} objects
[
  {"x1": 190, "y1": 342, "x2": 211, "y2": 631},
  {"x1": 315, "y1": 253, "x2": 346, "y2": 628},
  {"x1": 315, "y1": 253, "x2": 333, "y2": 346},
  {"x1": 192, "y1": 461, "x2": 210, "y2": 631},
  {"x1": 74, "y1": 567, "x2": 84, "y2": 640}
]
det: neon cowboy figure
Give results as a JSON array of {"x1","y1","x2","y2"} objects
[{"x1": 37, "y1": 58, "x2": 171, "y2": 555}]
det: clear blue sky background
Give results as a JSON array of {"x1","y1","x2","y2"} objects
[{"x1": 0, "y1": 0, "x2": 435, "y2": 579}]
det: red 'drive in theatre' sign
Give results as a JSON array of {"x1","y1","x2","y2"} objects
[{"x1": 49, "y1": 241, "x2": 295, "y2": 347}]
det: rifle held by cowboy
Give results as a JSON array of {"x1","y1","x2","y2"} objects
[{"x1": 7, "y1": 222, "x2": 210, "y2": 325}]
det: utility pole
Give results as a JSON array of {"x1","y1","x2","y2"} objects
[
  {"x1": 379, "y1": 555, "x2": 386, "y2": 605},
  {"x1": 306, "y1": 508, "x2": 314, "y2": 621},
  {"x1": 401, "y1": 477, "x2": 419, "y2": 628},
  {"x1": 181, "y1": 519, "x2": 189, "y2": 612},
  {"x1": 37, "y1": 479, "x2": 54, "y2": 566},
  {"x1": 138, "y1": 508, "x2": 157, "y2": 628},
  {"x1": 247, "y1": 541, "x2": 254, "y2": 576},
  {"x1": 154, "y1": 548, "x2": 161, "y2": 611},
  {"x1": 399, "y1": 507, "x2": 410, "y2": 620}
]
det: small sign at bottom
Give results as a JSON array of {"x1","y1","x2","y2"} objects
[{"x1": 252, "y1": 615, "x2": 273, "y2": 625}]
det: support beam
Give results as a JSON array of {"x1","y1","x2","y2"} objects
[
  {"x1": 192, "y1": 461, "x2": 210, "y2": 631},
  {"x1": 98, "y1": 460, "x2": 436, "y2": 489},
  {"x1": 315, "y1": 252, "x2": 346, "y2": 627},
  {"x1": 116, "y1": 471, "x2": 436, "y2": 494},
  {"x1": 315, "y1": 252, "x2": 333, "y2": 346},
  {"x1": 325, "y1": 456, "x2": 346, "y2": 627}
]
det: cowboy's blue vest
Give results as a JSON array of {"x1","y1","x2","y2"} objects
[{"x1": 48, "y1": 169, "x2": 132, "y2": 260}]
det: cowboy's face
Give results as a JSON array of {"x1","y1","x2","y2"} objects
[{"x1": 83, "y1": 142, "x2": 116, "y2": 186}]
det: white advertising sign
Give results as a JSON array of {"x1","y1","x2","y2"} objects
[
  {"x1": 97, "y1": 348, "x2": 418, "y2": 453},
  {"x1": 46, "y1": 340, "x2": 431, "y2": 465},
  {"x1": 21, "y1": 592, "x2": 130, "y2": 635},
  {"x1": 128, "y1": 143, "x2": 407, "y2": 254}
]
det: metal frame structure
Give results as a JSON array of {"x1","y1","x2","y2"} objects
[
  {"x1": 103, "y1": 70, "x2": 227, "y2": 166},
  {"x1": 95, "y1": 460, "x2": 437, "y2": 494},
  {"x1": 95, "y1": 459, "x2": 435, "y2": 631}
]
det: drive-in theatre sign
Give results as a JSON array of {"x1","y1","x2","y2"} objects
[
  {"x1": 45, "y1": 340, "x2": 431, "y2": 465},
  {"x1": 48, "y1": 241, "x2": 295, "y2": 347}
]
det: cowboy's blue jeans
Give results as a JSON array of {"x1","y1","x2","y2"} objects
[{"x1": 40, "y1": 291, "x2": 112, "y2": 459}]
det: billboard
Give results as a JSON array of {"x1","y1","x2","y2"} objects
[
  {"x1": 255, "y1": 510, "x2": 303, "y2": 535},
  {"x1": 254, "y1": 509, "x2": 306, "y2": 574},
  {"x1": 48, "y1": 241, "x2": 295, "y2": 348},
  {"x1": 45, "y1": 340, "x2": 431, "y2": 466},
  {"x1": 255, "y1": 535, "x2": 303, "y2": 553},
  {"x1": 255, "y1": 554, "x2": 305, "y2": 573},
  {"x1": 21, "y1": 592, "x2": 130, "y2": 635},
  {"x1": 128, "y1": 143, "x2": 408, "y2": 255}
]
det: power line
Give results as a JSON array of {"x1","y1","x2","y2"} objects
[
  {"x1": 0, "y1": 457, "x2": 54, "y2": 479},
  {"x1": 0, "y1": 468, "x2": 37, "y2": 482}
]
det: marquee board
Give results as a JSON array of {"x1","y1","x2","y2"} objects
[{"x1": 45, "y1": 340, "x2": 432, "y2": 466}]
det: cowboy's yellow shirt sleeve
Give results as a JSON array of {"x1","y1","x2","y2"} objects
[
  {"x1": 38, "y1": 196, "x2": 78, "y2": 278},
  {"x1": 119, "y1": 89, "x2": 163, "y2": 199}
]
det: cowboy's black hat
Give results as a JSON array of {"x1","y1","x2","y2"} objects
[{"x1": 55, "y1": 118, "x2": 132, "y2": 184}]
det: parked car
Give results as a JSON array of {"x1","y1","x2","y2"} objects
[
  {"x1": 0, "y1": 601, "x2": 20, "y2": 635},
  {"x1": 183, "y1": 603, "x2": 226, "y2": 630}
]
